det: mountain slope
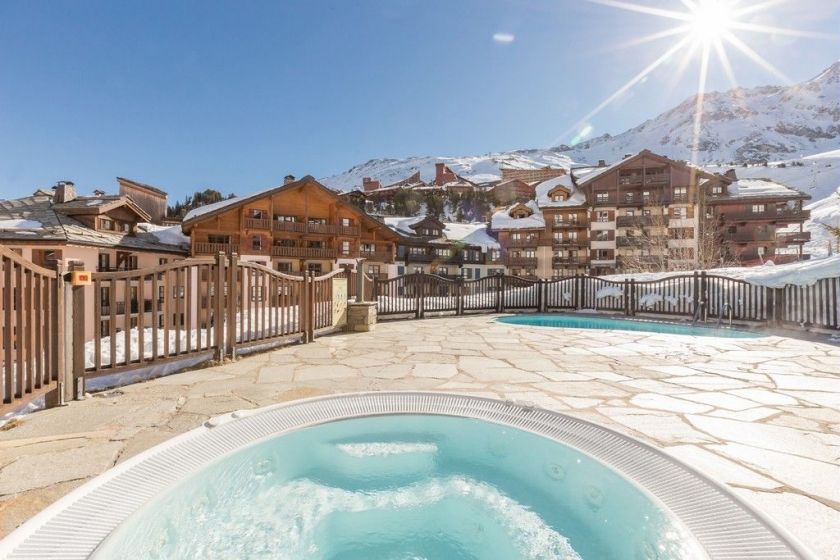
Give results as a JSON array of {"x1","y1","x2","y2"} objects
[
  {"x1": 322, "y1": 61, "x2": 840, "y2": 191},
  {"x1": 562, "y1": 61, "x2": 840, "y2": 165}
]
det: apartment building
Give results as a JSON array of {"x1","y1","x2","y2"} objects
[
  {"x1": 490, "y1": 150, "x2": 811, "y2": 277},
  {"x1": 385, "y1": 215, "x2": 502, "y2": 279},
  {"x1": 181, "y1": 175, "x2": 399, "y2": 274},
  {"x1": 0, "y1": 180, "x2": 189, "y2": 339}
]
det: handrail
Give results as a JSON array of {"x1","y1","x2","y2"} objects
[
  {"x1": 92, "y1": 257, "x2": 216, "y2": 280},
  {"x1": 0, "y1": 245, "x2": 59, "y2": 278}
]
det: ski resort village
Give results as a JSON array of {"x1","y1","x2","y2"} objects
[{"x1": 1, "y1": 4, "x2": 840, "y2": 560}]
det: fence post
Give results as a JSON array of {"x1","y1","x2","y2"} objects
[
  {"x1": 575, "y1": 276, "x2": 583, "y2": 310},
  {"x1": 692, "y1": 271, "x2": 700, "y2": 315},
  {"x1": 214, "y1": 252, "x2": 225, "y2": 361},
  {"x1": 456, "y1": 276, "x2": 464, "y2": 315},
  {"x1": 537, "y1": 279, "x2": 545, "y2": 312},
  {"x1": 772, "y1": 287, "x2": 785, "y2": 327},
  {"x1": 629, "y1": 279, "x2": 636, "y2": 317},
  {"x1": 496, "y1": 273, "x2": 504, "y2": 313},
  {"x1": 226, "y1": 253, "x2": 238, "y2": 359},
  {"x1": 307, "y1": 271, "x2": 316, "y2": 342},
  {"x1": 43, "y1": 260, "x2": 67, "y2": 408},
  {"x1": 414, "y1": 271, "x2": 422, "y2": 319},
  {"x1": 700, "y1": 271, "x2": 709, "y2": 322},
  {"x1": 65, "y1": 261, "x2": 86, "y2": 400}
]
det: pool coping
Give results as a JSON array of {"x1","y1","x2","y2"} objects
[{"x1": 0, "y1": 391, "x2": 816, "y2": 560}]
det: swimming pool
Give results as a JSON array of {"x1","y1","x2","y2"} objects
[
  {"x1": 1, "y1": 393, "x2": 809, "y2": 560},
  {"x1": 497, "y1": 313, "x2": 762, "y2": 338}
]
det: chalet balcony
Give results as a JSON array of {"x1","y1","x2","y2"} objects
[
  {"x1": 644, "y1": 173, "x2": 668, "y2": 184},
  {"x1": 273, "y1": 220, "x2": 307, "y2": 233},
  {"x1": 271, "y1": 246, "x2": 337, "y2": 259},
  {"x1": 271, "y1": 221, "x2": 360, "y2": 236},
  {"x1": 552, "y1": 219, "x2": 589, "y2": 228},
  {"x1": 406, "y1": 252, "x2": 436, "y2": 263},
  {"x1": 505, "y1": 237, "x2": 541, "y2": 248},
  {"x1": 723, "y1": 231, "x2": 777, "y2": 243},
  {"x1": 194, "y1": 242, "x2": 236, "y2": 255},
  {"x1": 358, "y1": 251, "x2": 393, "y2": 262},
  {"x1": 552, "y1": 238, "x2": 588, "y2": 248},
  {"x1": 618, "y1": 175, "x2": 643, "y2": 186},
  {"x1": 552, "y1": 257, "x2": 589, "y2": 267},
  {"x1": 245, "y1": 218, "x2": 272, "y2": 230},
  {"x1": 719, "y1": 208, "x2": 809, "y2": 222},
  {"x1": 616, "y1": 215, "x2": 666, "y2": 227},
  {"x1": 506, "y1": 256, "x2": 538, "y2": 267},
  {"x1": 594, "y1": 196, "x2": 617, "y2": 206},
  {"x1": 777, "y1": 231, "x2": 811, "y2": 245}
]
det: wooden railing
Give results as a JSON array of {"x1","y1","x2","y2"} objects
[
  {"x1": 194, "y1": 242, "x2": 236, "y2": 255},
  {"x1": 245, "y1": 218, "x2": 272, "y2": 230},
  {"x1": 373, "y1": 271, "x2": 839, "y2": 331},
  {"x1": 271, "y1": 246, "x2": 337, "y2": 258},
  {"x1": 1, "y1": 247, "x2": 63, "y2": 414}
]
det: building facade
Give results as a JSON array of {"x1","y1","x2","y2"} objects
[
  {"x1": 490, "y1": 150, "x2": 810, "y2": 277},
  {"x1": 181, "y1": 175, "x2": 400, "y2": 274}
]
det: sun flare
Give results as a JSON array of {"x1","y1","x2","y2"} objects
[{"x1": 689, "y1": 0, "x2": 735, "y2": 42}]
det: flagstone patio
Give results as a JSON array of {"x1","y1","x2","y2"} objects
[{"x1": 1, "y1": 315, "x2": 839, "y2": 558}]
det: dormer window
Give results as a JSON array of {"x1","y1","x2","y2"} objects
[
  {"x1": 100, "y1": 218, "x2": 114, "y2": 231},
  {"x1": 247, "y1": 209, "x2": 266, "y2": 219},
  {"x1": 712, "y1": 185, "x2": 723, "y2": 195}
]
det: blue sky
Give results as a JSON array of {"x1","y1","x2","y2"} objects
[{"x1": 1, "y1": 0, "x2": 838, "y2": 201}]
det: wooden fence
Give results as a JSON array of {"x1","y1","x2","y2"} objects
[
  {"x1": 374, "y1": 271, "x2": 839, "y2": 330},
  {"x1": 1, "y1": 246, "x2": 63, "y2": 414}
]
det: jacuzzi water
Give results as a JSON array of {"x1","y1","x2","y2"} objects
[
  {"x1": 498, "y1": 313, "x2": 761, "y2": 338},
  {"x1": 93, "y1": 414, "x2": 705, "y2": 560}
]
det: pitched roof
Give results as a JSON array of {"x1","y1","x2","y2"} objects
[
  {"x1": 117, "y1": 177, "x2": 168, "y2": 197},
  {"x1": 534, "y1": 175, "x2": 586, "y2": 209},
  {"x1": 181, "y1": 175, "x2": 399, "y2": 240},
  {"x1": 714, "y1": 178, "x2": 811, "y2": 201},
  {"x1": 0, "y1": 193, "x2": 186, "y2": 253},
  {"x1": 490, "y1": 200, "x2": 545, "y2": 230}
]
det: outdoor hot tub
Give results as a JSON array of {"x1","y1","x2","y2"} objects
[{"x1": 0, "y1": 393, "x2": 812, "y2": 560}]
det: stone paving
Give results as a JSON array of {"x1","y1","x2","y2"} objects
[{"x1": 1, "y1": 315, "x2": 839, "y2": 558}]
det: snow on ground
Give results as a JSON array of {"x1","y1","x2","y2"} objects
[{"x1": 604, "y1": 255, "x2": 840, "y2": 288}]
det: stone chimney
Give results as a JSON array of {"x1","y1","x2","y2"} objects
[
  {"x1": 362, "y1": 177, "x2": 381, "y2": 192},
  {"x1": 623, "y1": 153, "x2": 632, "y2": 159},
  {"x1": 434, "y1": 163, "x2": 456, "y2": 186},
  {"x1": 283, "y1": 174, "x2": 295, "y2": 185},
  {"x1": 54, "y1": 181, "x2": 76, "y2": 203},
  {"x1": 597, "y1": 159, "x2": 606, "y2": 167},
  {"x1": 724, "y1": 169, "x2": 738, "y2": 181}
]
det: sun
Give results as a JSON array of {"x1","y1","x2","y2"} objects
[
  {"x1": 554, "y1": 0, "x2": 836, "y2": 163},
  {"x1": 688, "y1": 0, "x2": 735, "y2": 42}
]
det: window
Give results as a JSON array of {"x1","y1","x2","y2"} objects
[
  {"x1": 122, "y1": 223, "x2": 131, "y2": 233},
  {"x1": 274, "y1": 214, "x2": 296, "y2": 222},
  {"x1": 461, "y1": 268, "x2": 472, "y2": 279},
  {"x1": 409, "y1": 247, "x2": 425, "y2": 255},
  {"x1": 595, "y1": 230, "x2": 611, "y2": 241},
  {"x1": 568, "y1": 230, "x2": 578, "y2": 240},
  {"x1": 642, "y1": 190, "x2": 651, "y2": 202},
  {"x1": 624, "y1": 192, "x2": 635, "y2": 203},
  {"x1": 435, "y1": 248, "x2": 451, "y2": 257},
  {"x1": 308, "y1": 217, "x2": 327, "y2": 224},
  {"x1": 100, "y1": 218, "x2": 114, "y2": 231},
  {"x1": 489, "y1": 249, "x2": 501, "y2": 261},
  {"x1": 712, "y1": 185, "x2": 723, "y2": 195},
  {"x1": 436, "y1": 267, "x2": 449, "y2": 276},
  {"x1": 98, "y1": 253, "x2": 110, "y2": 271},
  {"x1": 250, "y1": 285, "x2": 264, "y2": 302},
  {"x1": 673, "y1": 187, "x2": 687, "y2": 201},
  {"x1": 413, "y1": 267, "x2": 423, "y2": 273},
  {"x1": 173, "y1": 286, "x2": 185, "y2": 299},
  {"x1": 751, "y1": 204, "x2": 766, "y2": 214},
  {"x1": 340, "y1": 241, "x2": 351, "y2": 256},
  {"x1": 307, "y1": 240, "x2": 325, "y2": 249},
  {"x1": 397, "y1": 266, "x2": 405, "y2": 275},
  {"x1": 596, "y1": 211, "x2": 610, "y2": 222},
  {"x1": 276, "y1": 262, "x2": 292, "y2": 272},
  {"x1": 208, "y1": 235, "x2": 230, "y2": 244},
  {"x1": 361, "y1": 243, "x2": 375, "y2": 254},
  {"x1": 247, "y1": 209, "x2": 265, "y2": 219},
  {"x1": 158, "y1": 258, "x2": 168, "y2": 265},
  {"x1": 672, "y1": 207, "x2": 688, "y2": 219},
  {"x1": 595, "y1": 192, "x2": 609, "y2": 204},
  {"x1": 553, "y1": 232, "x2": 564, "y2": 243},
  {"x1": 100, "y1": 286, "x2": 110, "y2": 308},
  {"x1": 367, "y1": 265, "x2": 380, "y2": 276},
  {"x1": 340, "y1": 217, "x2": 352, "y2": 227},
  {"x1": 511, "y1": 232, "x2": 522, "y2": 241},
  {"x1": 307, "y1": 263, "x2": 323, "y2": 273},
  {"x1": 251, "y1": 236, "x2": 263, "y2": 251}
]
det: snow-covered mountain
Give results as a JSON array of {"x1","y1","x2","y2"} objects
[
  {"x1": 563, "y1": 61, "x2": 840, "y2": 165},
  {"x1": 322, "y1": 61, "x2": 840, "y2": 191}
]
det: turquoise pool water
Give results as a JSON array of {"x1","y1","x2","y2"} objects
[
  {"x1": 93, "y1": 414, "x2": 704, "y2": 560},
  {"x1": 498, "y1": 313, "x2": 761, "y2": 338}
]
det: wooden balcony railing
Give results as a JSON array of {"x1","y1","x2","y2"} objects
[
  {"x1": 271, "y1": 221, "x2": 360, "y2": 236},
  {"x1": 506, "y1": 238, "x2": 541, "y2": 247},
  {"x1": 506, "y1": 256, "x2": 538, "y2": 267},
  {"x1": 273, "y1": 220, "x2": 307, "y2": 233},
  {"x1": 723, "y1": 231, "x2": 777, "y2": 243},
  {"x1": 406, "y1": 253, "x2": 436, "y2": 263},
  {"x1": 245, "y1": 218, "x2": 272, "y2": 230},
  {"x1": 359, "y1": 251, "x2": 393, "y2": 262},
  {"x1": 552, "y1": 238, "x2": 588, "y2": 248},
  {"x1": 719, "y1": 208, "x2": 809, "y2": 222},
  {"x1": 552, "y1": 257, "x2": 589, "y2": 267},
  {"x1": 616, "y1": 215, "x2": 667, "y2": 227},
  {"x1": 194, "y1": 242, "x2": 236, "y2": 255},
  {"x1": 776, "y1": 231, "x2": 811, "y2": 245},
  {"x1": 552, "y1": 219, "x2": 589, "y2": 228},
  {"x1": 271, "y1": 246, "x2": 337, "y2": 259}
]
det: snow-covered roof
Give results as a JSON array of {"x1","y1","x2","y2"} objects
[
  {"x1": 490, "y1": 201, "x2": 545, "y2": 230},
  {"x1": 382, "y1": 216, "x2": 425, "y2": 236},
  {"x1": 0, "y1": 218, "x2": 43, "y2": 230},
  {"x1": 382, "y1": 216, "x2": 499, "y2": 251},
  {"x1": 724, "y1": 178, "x2": 806, "y2": 200},
  {"x1": 442, "y1": 223, "x2": 499, "y2": 251},
  {"x1": 136, "y1": 223, "x2": 190, "y2": 248},
  {"x1": 534, "y1": 175, "x2": 587, "y2": 208}
]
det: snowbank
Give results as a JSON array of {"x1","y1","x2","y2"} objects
[
  {"x1": 604, "y1": 256, "x2": 840, "y2": 288},
  {"x1": 137, "y1": 223, "x2": 190, "y2": 248}
]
